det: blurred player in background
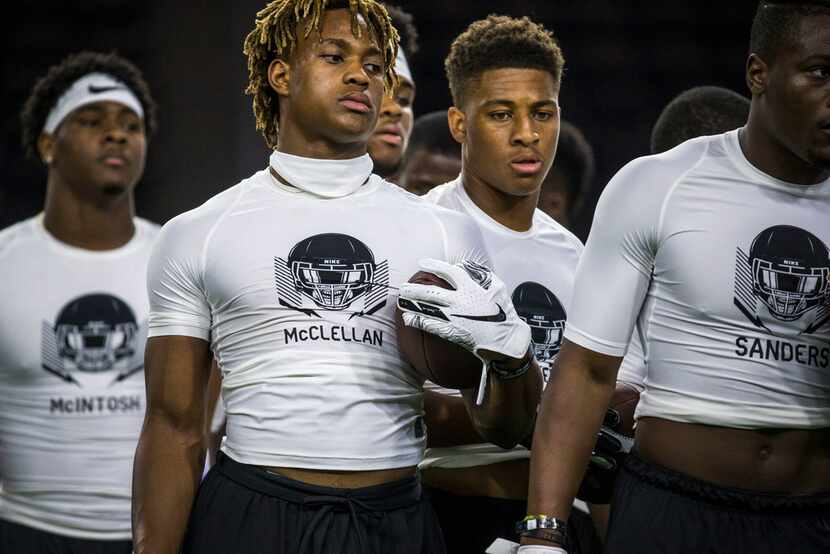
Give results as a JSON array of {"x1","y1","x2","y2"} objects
[
  {"x1": 399, "y1": 110, "x2": 462, "y2": 195},
  {"x1": 536, "y1": 120, "x2": 594, "y2": 233},
  {"x1": 0, "y1": 51, "x2": 158, "y2": 554},
  {"x1": 651, "y1": 85, "x2": 750, "y2": 154},
  {"x1": 366, "y1": 4, "x2": 418, "y2": 181}
]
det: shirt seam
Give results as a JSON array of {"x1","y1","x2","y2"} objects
[{"x1": 655, "y1": 143, "x2": 710, "y2": 249}]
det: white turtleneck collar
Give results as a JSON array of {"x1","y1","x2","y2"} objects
[{"x1": 269, "y1": 150, "x2": 374, "y2": 198}]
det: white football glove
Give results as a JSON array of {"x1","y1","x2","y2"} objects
[
  {"x1": 517, "y1": 546, "x2": 567, "y2": 554},
  {"x1": 484, "y1": 538, "x2": 567, "y2": 554},
  {"x1": 398, "y1": 258, "x2": 532, "y2": 402}
]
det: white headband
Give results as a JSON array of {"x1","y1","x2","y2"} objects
[
  {"x1": 394, "y1": 48, "x2": 413, "y2": 84},
  {"x1": 43, "y1": 72, "x2": 144, "y2": 134}
]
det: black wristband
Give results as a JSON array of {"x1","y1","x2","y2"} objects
[
  {"x1": 520, "y1": 528, "x2": 568, "y2": 547},
  {"x1": 490, "y1": 345, "x2": 534, "y2": 381},
  {"x1": 515, "y1": 514, "x2": 568, "y2": 547}
]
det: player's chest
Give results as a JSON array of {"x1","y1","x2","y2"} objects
[
  {"x1": 203, "y1": 208, "x2": 448, "y2": 319},
  {"x1": 657, "y1": 187, "x2": 830, "y2": 339},
  {"x1": 0, "y1": 256, "x2": 150, "y2": 382}
]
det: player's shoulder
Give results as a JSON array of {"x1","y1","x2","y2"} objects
[
  {"x1": 532, "y1": 210, "x2": 585, "y2": 254},
  {"x1": 0, "y1": 216, "x2": 39, "y2": 260},
  {"x1": 134, "y1": 216, "x2": 161, "y2": 238},
  {"x1": 602, "y1": 132, "x2": 718, "y2": 209},
  {"x1": 380, "y1": 178, "x2": 481, "y2": 240},
  {"x1": 419, "y1": 180, "x2": 459, "y2": 207},
  {"x1": 378, "y1": 178, "x2": 466, "y2": 219},
  {"x1": 158, "y1": 177, "x2": 253, "y2": 241},
  {"x1": 618, "y1": 134, "x2": 715, "y2": 187}
]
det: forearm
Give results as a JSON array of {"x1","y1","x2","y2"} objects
[
  {"x1": 423, "y1": 389, "x2": 485, "y2": 447},
  {"x1": 464, "y1": 358, "x2": 543, "y2": 449},
  {"x1": 525, "y1": 358, "x2": 614, "y2": 527},
  {"x1": 132, "y1": 414, "x2": 206, "y2": 554}
]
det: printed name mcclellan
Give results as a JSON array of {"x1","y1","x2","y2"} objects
[
  {"x1": 284, "y1": 325, "x2": 383, "y2": 347},
  {"x1": 50, "y1": 395, "x2": 143, "y2": 414},
  {"x1": 735, "y1": 336, "x2": 829, "y2": 369}
]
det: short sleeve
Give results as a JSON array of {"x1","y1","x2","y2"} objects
[
  {"x1": 564, "y1": 151, "x2": 698, "y2": 357},
  {"x1": 146, "y1": 213, "x2": 212, "y2": 340}
]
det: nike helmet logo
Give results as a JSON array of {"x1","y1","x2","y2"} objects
[
  {"x1": 88, "y1": 85, "x2": 126, "y2": 94},
  {"x1": 451, "y1": 304, "x2": 507, "y2": 323}
]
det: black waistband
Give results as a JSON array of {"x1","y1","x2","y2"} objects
[
  {"x1": 623, "y1": 450, "x2": 830, "y2": 513},
  {"x1": 215, "y1": 452, "x2": 422, "y2": 511}
]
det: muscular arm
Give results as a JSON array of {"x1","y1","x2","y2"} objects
[
  {"x1": 461, "y1": 354, "x2": 543, "y2": 449},
  {"x1": 204, "y1": 359, "x2": 224, "y2": 467},
  {"x1": 132, "y1": 336, "x2": 213, "y2": 554},
  {"x1": 523, "y1": 340, "x2": 621, "y2": 545}
]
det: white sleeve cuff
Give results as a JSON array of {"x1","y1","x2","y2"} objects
[
  {"x1": 563, "y1": 325, "x2": 628, "y2": 358},
  {"x1": 147, "y1": 325, "x2": 210, "y2": 341}
]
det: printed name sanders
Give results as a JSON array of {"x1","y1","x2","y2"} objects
[{"x1": 735, "y1": 336, "x2": 829, "y2": 369}]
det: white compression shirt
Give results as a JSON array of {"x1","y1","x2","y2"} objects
[
  {"x1": 419, "y1": 179, "x2": 646, "y2": 469},
  {"x1": 0, "y1": 215, "x2": 158, "y2": 540},
  {"x1": 147, "y1": 166, "x2": 489, "y2": 470},
  {"x1": 566, "y1": 129, "x2": 830, "y2": 429}
]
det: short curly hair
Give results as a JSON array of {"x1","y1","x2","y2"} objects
[
  {"x1": 445, "y1": 15, "x2": 565, "y2": 107},
  {"x1": 650, "y1": 86, "x2": 750, "y2": 154},
  {"x1": 750, "y1": 1, "x2": 830, "y2": 63},
  {"x1": 385, "y1": 4, "x2": 418, "y2": 57},
  {"x1": 243, "y1": 0, "x2": 399, "y2": 150},
  {"x1": 20, "y1": 51, "x2": 157, "y2": 162}
]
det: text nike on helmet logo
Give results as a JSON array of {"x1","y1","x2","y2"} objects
[
  {"x1": 88, "y1": 85, "x2": 126, "y2": 94},
  {"x1": 451, "y1": 304, "x2": 507, "y2": 323}
]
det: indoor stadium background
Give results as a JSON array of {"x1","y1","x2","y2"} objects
[{"x1": 1, "y1": 0, "x2": 760, "y2": 240}]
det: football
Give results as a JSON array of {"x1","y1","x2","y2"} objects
[
  {"x1": 395, "y1": 271, "x2": 483, "y2": 389},
  {"x1": 608, "y1": 382, "x2": 640, "y2": 437}
]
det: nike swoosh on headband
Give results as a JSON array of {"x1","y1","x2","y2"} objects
[
  {"x1": 88, "y1": 84, "x2": 127, "y2": 94},
  {"x1": 450, "y1": 304, "x2": 507, "y2": 323}
]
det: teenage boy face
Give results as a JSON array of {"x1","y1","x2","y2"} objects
[
  {"x1": 40, "y1": 100, "x2": 147, "y2": 197},
  {"x1": 277, "y1": 9, "x2": 386, "y2": 149},
  {"x1": 450, "y1": 67, "x2": 560, "y2": 197},
  {"x1": 368, "y1": 76, "x2": 415, "y2": 175}
]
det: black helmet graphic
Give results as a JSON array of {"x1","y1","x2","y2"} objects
[
  {"x1": 55, "y1": 294, "x2": 138, "y2": 372},
  {"x1": 749, "y1": 226, "x2": 829, "y2": 321},
  {"x1": 287, "y1": 233, "x2": 376, "y2": 310},
  {"x1": 512, "y1": 282, "x2": 566, "y2": 362}
]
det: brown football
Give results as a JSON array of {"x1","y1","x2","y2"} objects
[
  {"x1": 395, "y1": 271, "x2": 483, "y2": 389},
  {"x1": 609, "y1": 382, "x2": 640, "y2": 437}
]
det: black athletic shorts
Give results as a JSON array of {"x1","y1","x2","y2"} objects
[
  {"x1": 425, "y1": 486, "x2": 603, "y2": 554},
  {"x1": 0, "y1": 518, "x2": 132, "y2": 554},
  {"x1": 605, "y1": 451, "x2": 830, "y2": 554},
  {"x1": 183, "y1": 452, "x2": 446, "y2": 554}
]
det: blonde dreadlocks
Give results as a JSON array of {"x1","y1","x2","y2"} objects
[{"x1": 243, "y1": 0, "x2": 399, "y2": 149}]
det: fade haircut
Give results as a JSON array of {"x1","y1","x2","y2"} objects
[
  {"x1": 401, "y1": 110, "x2": 461, "y2": 169},
  {"x1": 20, "y1": 51, "x2": 157, "y2": 162},
  {"x1": 243, "y1": 0, "x2": 399, "y2": 149},
  {"x1": 750, "y1": 0, "x2": 830, "y2": 63},
  {"x1": 545, "y1": 120, "x2": 594, "y2": 219},
  {"x1": 444, "y1": 15, "x2": 565, "y2": 107},
  {"x1": 650, "y1": 86, "x2": 750, "y2": 154},
  {"x1": 385, "y1": 4, "x2": 418, "y2": 57}
]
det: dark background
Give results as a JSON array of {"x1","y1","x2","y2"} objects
[{"x1": 1, "y1": 1, "x2": 761, "y2": 240}]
